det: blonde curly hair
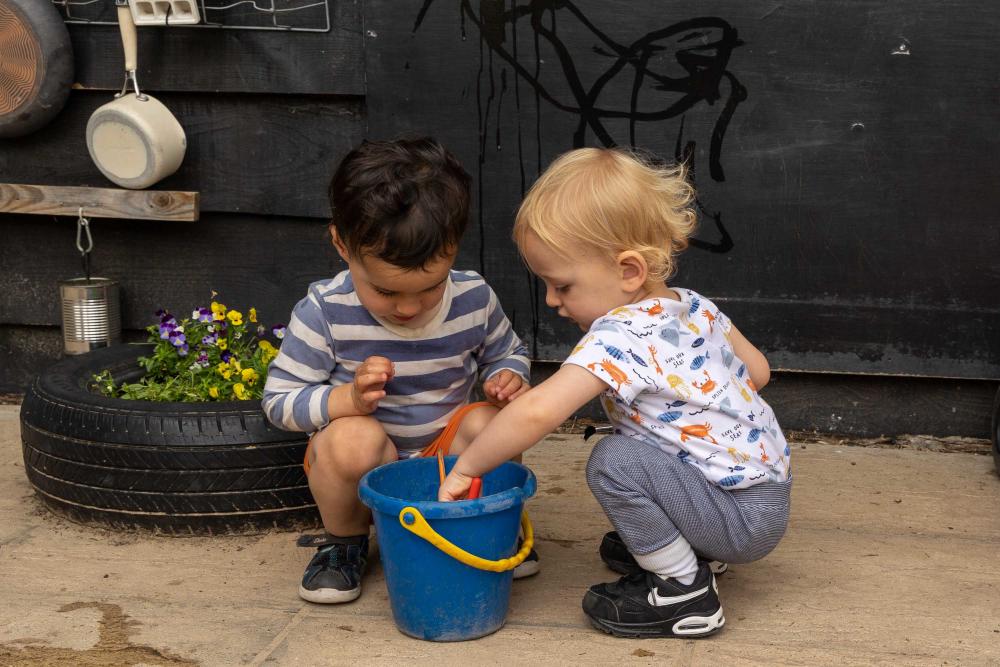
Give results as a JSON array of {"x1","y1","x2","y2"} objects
[{"x1": 513, "y1": 147, "x2": 697, "y2": 283}]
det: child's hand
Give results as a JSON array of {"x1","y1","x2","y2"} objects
[
  {"x1": 483, "y1": 370, "x2": 530, "y2": 407},
  {"x1": 438, "y1": 469, "x2": 474, "y2": 502},
  {"x1": 351, "y1": 356, "x2": 394, "y2": 414}
]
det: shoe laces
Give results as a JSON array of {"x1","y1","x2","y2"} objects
[{"x1": 316, "y1": 542, "x2": 355, "y2": 569}]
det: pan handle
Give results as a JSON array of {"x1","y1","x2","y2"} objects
[{"x1": 115, "y1": 2, "x2": 146, "y2": 99}]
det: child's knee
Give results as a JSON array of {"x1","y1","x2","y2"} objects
[
  {"x1": 586, "y1": 434, "x2": 638, "y2": 486},
  {"x1": 312, "y1": 416, "x2": 389, "y2": 477},
  {"x1": 453, "y1": 404, "x2": 499, "y2": 451}
]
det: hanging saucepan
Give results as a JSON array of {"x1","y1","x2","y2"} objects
[
  {"x1": 86, "y1": 1, "x2": 186, "y2": 189},
  {"x1": 0, "y1": 0, "x2": 74, "y2": 138}
]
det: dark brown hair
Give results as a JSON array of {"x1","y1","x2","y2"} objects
[{"x1": 329, "y1": 137, "x2": 471, "y2": 269}]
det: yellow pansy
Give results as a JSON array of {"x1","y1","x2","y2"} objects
[
  {"x1": 249, "y1": 308, "x2": 257, "y2": 323},
  {"x1": 233, "y1": 383, "x2": 247, "y2": 400},
  {"x1": 227, "y1": 310, "x2": 243, "y2": 326},
  {"x1": 217, "y1": 338, "x2": 227, "y2": 351},
  {"x1": 211, "y1": 301, "x2": 226, "y2": 321},
  {"x1": 216, "y1": 362, "x2": 229, "y2": 375},
  {"x1": 241, "y1": 368, "x2": 259, "y2": 385},
  {"x1": 209, "y1": 387, "x2": 219, "y2": 398}
]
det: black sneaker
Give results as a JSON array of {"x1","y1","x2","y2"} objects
[
  {"x1": 296, "y1": 533, "x2": 368, "y2": 604},
  {"x1": 582, "y1": 562, "x2": 725, "y2": 638},
  {"x1": 512, "y1": 537, "x2": 540, "y2": 579},
  {"x1": 599, "y1": 531, "x2": 729, "y2": 576}
]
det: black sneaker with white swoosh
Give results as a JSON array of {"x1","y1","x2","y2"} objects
[{"x1": 582, "y1": 561, "x2": 725, "y2": 638}]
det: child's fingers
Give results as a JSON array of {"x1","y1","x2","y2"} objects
[
  {"x1": 495, "y1": 371, "x2": 515, "y2": 390},
  {"x1": 438, "y1": 471, "x2": 473, "y2": 502}
]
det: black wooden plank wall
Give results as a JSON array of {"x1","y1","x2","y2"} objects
[
  {"x1": 0, "y1": 1, "x2": 363, "y2": 388},
  {"x1": 364, "y1": 0, "x2": 1000, "y2": 379},
  {"x1": 1, "y1": 1, "x2": 998, "y2": 438}
]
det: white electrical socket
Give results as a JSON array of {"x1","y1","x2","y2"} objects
[{"x1": 128, "y1": 0, "x2": 201, "y2": 26}]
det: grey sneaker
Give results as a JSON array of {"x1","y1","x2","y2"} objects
[{"x1": 296, "y1": 533, "x2": 368, "y2": 604}]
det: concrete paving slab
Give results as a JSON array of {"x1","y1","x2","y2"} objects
[{"x1": 0, "y1": 404, "x2": 998, "y2": 666}]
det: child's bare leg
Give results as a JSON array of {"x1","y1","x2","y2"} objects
[
  {"x1": 308, "y1": 415, "x2": 396, "y2": 536},
  {"x1": 448, "y1": 404, "x2": 499, "y2": 454}
]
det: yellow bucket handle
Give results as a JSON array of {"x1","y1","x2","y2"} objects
[{"x1": 398, "y1": 506, "x2": 533, "y2": 573}]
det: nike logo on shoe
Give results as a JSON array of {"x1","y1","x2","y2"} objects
[{"x1": 647, "y1": 585, "x2": 709, "y2": 607}]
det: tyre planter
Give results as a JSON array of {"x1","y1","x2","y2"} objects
[{"x1": 20, "y1": 344, "x2": 320, "y2": 535}]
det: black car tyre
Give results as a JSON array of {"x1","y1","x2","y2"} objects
[{"x1": 20, "y1": 344, "x2": 319, "y2": 534}]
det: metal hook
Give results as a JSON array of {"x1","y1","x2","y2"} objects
[{"x1": 76, "y1": 208, "x2": 94, "y2": 256}]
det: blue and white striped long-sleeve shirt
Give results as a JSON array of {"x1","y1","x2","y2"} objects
[{"x1": 262, "y1": 269, "x2": 531, "y2": 453}]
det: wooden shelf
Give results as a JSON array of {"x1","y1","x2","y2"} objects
[{"x1": 0, "y1": 184, "x2": 199, "y2": 222}]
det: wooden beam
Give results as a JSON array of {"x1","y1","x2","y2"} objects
[{"x1": 0, "y1": 184, "x2": 199, "y2": 222}]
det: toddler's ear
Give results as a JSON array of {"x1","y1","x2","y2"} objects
[
  {"x1": 617, "y1": 250, "x2": 648, "y2": 289},
  {"x1": 330, "y1": 227, "x2": 350, "y2": 261}
]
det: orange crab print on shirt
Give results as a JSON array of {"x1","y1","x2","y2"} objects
[{"x1": 563, "y1": 290, "x2": 790, "y2": 489}]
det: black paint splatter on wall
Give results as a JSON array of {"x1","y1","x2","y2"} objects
[
  {"x1": 414, "y1": 0, "x2": 747, "y2": 354},
  {"x1": 414, "y1": 0, "x2": 747, "y2": 255}
]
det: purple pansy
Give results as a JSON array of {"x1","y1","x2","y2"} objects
[
  {"x1": 159, "y1": 320, "x2": 177, "y2": 340},
  {"x1": 272, "y1": 324, "x2": 286, "y2": 339},
  {"x1": 192, "y1": 307, "x2": 213, "y2": 323},
  {"x1": 168, "y1": 330, "x2": 186, "y2": 347},
  {"x1": 220, "y1": 351, "x2": 233, "y2": 363},
  {"x1": 201, "y1": 332, "x2": 218, "y2": 346},
  {"x1": 177, "y1": 343, "x2": 189, "y2": 357}
]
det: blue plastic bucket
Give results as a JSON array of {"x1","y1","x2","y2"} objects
[{"x1": 358, "y1": 456, "x2": 536, "y2": 641}]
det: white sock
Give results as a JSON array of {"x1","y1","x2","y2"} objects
[{"x1": 633, "y1": 536, "x2": 698, "y2": 586}]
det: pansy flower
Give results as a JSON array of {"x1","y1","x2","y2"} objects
[
  {"x1": 211, "y1": 301, "x2": 227, "y2": 321},
  {"x1": 209, "y1": 386, "x2": 219, "y2": 398},
  {"x1": 202, "y1": 332, "x2": 218, "y2": 346},
  {"x1": 233, "y1": 383, "x2": 247, "y2": 400},
  {"x1": 220, "y1": 351, "x2": 233, "y2": 364},
  {"x1": 241, "y1": 368, "x2": 259, "y2": 386},
  {"x1": 272, "y1": 324, "x2": 286, "y2": 339},
  {"x1": 192, "y1": 307, "x2": 213, "y2": 323},
  {"x1": 227, "y1": 310, "x2": 244, "y2": 326},
  {"x1": 168, "y1": 329, "x2": 186, "y2": 347},
  {"x1": 249, "y1": 308, "x2": 257, "y2": 323}
]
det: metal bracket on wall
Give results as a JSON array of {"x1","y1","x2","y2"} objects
[
  {"x1": 0, "y1": 184, "x2": 199, "y2": 222},
  {"x1": 52, "y1": 0, "x2": 331, "y2": 32}
]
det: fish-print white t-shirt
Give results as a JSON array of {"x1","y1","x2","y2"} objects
[{"x1": 564, "y1": 289, "x2": 790, "y2": 489}]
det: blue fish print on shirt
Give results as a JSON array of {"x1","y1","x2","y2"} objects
[
  {"x1": 692, "y1": 337, "x2": 704, "y2": 348},
  {"x1": 721, "y1": 346, "x2": 735, "y2": 367},
  {"x1": 598, "y1": 341, "x2": 626, "y2": 361},
  {"x1": 737, "y1": 364, "x2": 746, "y2": 378},
  {"x1": 666, "y1": 399, "x2": 687, "y2": 408},
  {"x1": 718, "y1": 474, "x2": 744, "y2": 487},
  {"x1": 627, "y1": 349, "x2": 649, "y2": 367},
  {"x1": 690, "y1": 351, "x2": 710, "y2": 370},
  {"x1": 688, "y1": 296, "x2": 701, "y2": 317},
  {"x1": 747, "y1": 427, "x2": 765, "y2": 443},
  {"x1": 657, "y1": 411, "x2": 682, "y2": 422}
]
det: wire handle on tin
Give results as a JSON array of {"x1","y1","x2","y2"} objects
[{"x1": 76, "y1": 208, "x2": 93, "y2": 280}]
